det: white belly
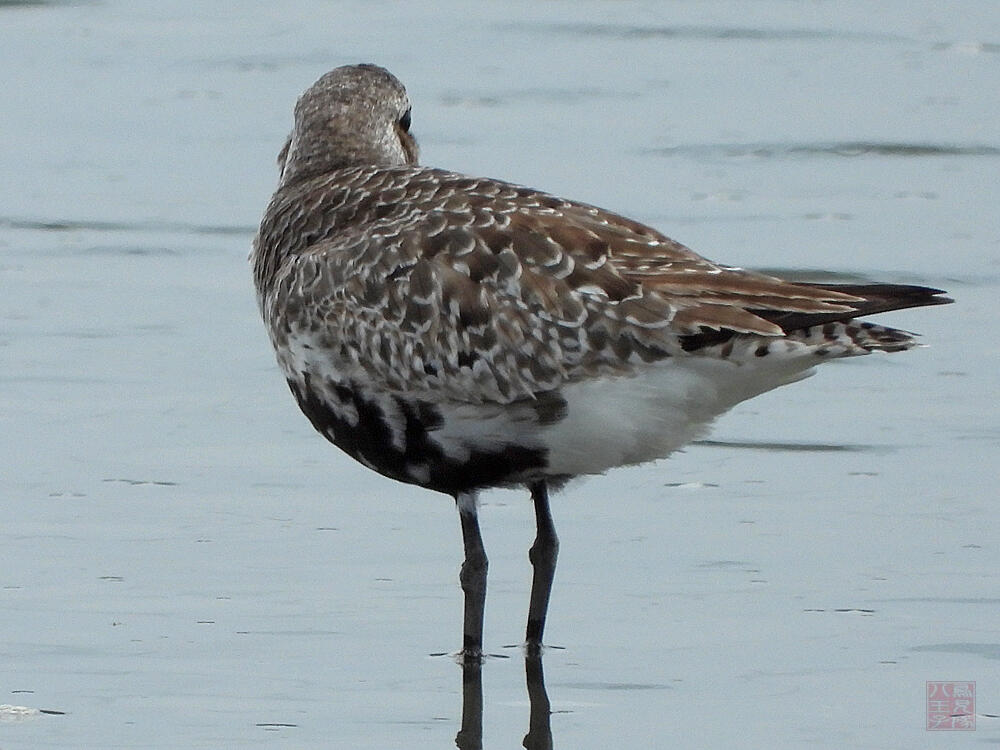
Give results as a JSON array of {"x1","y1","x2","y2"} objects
[{"x1": 429, "y1": 353, "x2": 817, "y2": 479}]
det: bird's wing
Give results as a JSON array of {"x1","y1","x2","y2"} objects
[
  {"x1": 259, "y1": 167, "x2": 946, "y2": 403},
  {"x1": 492, "y1": 196, "x2": 869, "y2": 336}
]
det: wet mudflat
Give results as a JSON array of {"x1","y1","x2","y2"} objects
[{"x1": 1, "y1": 1, "x2": 998, "y2": 747}]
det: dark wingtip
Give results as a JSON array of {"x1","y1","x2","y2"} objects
[
  {"x1": 802, "y1": 282, "x2": 954, "y2": 315},
  {"x1": 680, "y1": 282, "x2": 952, "y2": 351},
  {"x1": 747, "y1": 282, "x2": 953, "y2": 339},
  {"x1": 882, "y1": 284, "x2": 952, "y2": 302}
]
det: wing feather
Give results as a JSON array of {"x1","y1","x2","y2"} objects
[{"x1": 254, "y1": 166, "x2": 950, "y2": 403}]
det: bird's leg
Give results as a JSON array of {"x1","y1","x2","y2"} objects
[
  {"x1": 523, "y1": 651, "x2": 554, "y2": 750},
  {"x1": 457, "y1": 491, "x2": 487, "y2": 660},
  {"x1": 455, "y1": 658, "x2": 483, "y2": 750},
  {"x1": 526, "y1": 480, "x2": 558, "y2": 654}
]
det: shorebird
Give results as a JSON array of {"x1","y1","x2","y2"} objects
[{"x1": 251, "y1": 64, "x2": 950, "y2": 659}]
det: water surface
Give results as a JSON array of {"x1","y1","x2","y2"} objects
[{"x1": 2, "y1": 1, "x2": 998, "y2": 748}]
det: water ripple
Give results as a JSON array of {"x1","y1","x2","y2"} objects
[
  {"x1": 911, "y1": 643, "x2": 1000, "y2": 660},
  {"x1": 0, "y1": 216, "x2": 255, "y2": 237},
  {"x1": 694, "y1": 439, "x2": 884, "y2": 453},
  {"x1": 511, "y1": 23, "x2": 912, "y2": 44},
  {"x1": 645, "y1": 141, "x2": 1000, "y2": 161}
]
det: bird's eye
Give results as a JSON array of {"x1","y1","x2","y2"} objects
[{"x1": 399, "y1": 108, "x2": 412, "y2": 133}]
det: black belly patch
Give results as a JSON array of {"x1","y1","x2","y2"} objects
[{"x1": 286, "y1": 376, "x2": 550, "y2": 495}]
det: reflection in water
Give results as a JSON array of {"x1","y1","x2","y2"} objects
[
  {"x1": 523, "y1": 657, "x2": 553, "y2": 750},
  {"x1": 455, "y1": 660, "x2": 483, "y2": 750},
  {"x1": 455, "y1": 655, "x2": 554, "y2": 750}
]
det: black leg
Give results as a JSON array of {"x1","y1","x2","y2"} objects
[
  {"x1": 455, "y1": 659, "x2": 483, "y2": 750},
  {"x1": 457, "y1": 492, "x2": 487, "y2": 660},
  {"x1": 523, "y1": 652, "x2": 554, "y2": 750},
  {"x1": 525, "y1": 480, "x2": 558, "y2": 653}
]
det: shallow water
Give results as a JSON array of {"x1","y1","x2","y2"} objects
[{"x1": 2, "y1": 1, "x2": 998, "y2": 747}]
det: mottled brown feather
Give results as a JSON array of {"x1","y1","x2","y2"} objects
[{"x1": 254, "y1": 163, "x2": 952, "y2": 401}]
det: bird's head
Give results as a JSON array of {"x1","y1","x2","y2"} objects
[{"x1": 277, "y1": 63, "x2": 419, "y2": 185}]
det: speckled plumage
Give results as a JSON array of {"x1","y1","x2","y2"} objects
[{"x1": 251, "y1": 64, "x2": 950, "y2": 655}]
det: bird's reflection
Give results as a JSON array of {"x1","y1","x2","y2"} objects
[
  {"x1": 455, "y1": 659, "x2": 484, "y2": 750},
  {"x1": 523, "y1": 656, "x2": 553, "y2": 750},
  {"x1": 455, "y1": 654, "x2": 553, "y2": 750}
]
